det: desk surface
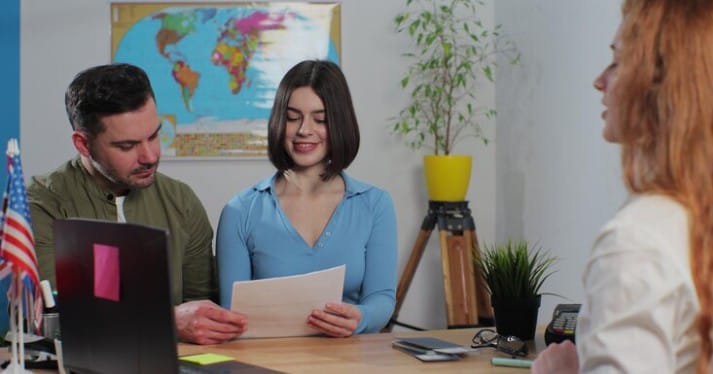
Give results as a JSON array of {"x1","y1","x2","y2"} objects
[
  {"x1": 179, "y1": 328, "x2": 545, "y2": 373},
  {"x1": 10, "y1": 328, "x2": 544, "y2": 373}
]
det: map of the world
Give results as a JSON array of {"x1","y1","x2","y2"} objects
[{"x1": 111, "y1": 3, "x2": 341, "y2": 158}]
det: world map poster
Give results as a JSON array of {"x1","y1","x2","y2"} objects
[{"x1": 110, "y1": 2, "x2": 341, "y2": 158}]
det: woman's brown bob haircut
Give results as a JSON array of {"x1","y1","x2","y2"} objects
[{"x1": 267, "y1": 60, "x2": 360, "y2": 180}]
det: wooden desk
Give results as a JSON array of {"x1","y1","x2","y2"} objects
[
  {"x1": 9, "y1": 328, "x2": 544, "y2": 373},
  {"x1": 179, "y1": 328, "x2": 545, "y2": 373}
]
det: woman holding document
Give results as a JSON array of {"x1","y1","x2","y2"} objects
[{"x1": 216, "y1": 60, "x2": 397, "y2": 336}]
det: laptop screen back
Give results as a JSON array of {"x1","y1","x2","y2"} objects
[{"x1": 53, "y1": 218, "x2": 179, "y2": 374}]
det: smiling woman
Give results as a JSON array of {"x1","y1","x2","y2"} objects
[{"x1": 216, "y1": 60, "x2": 398, "y2": 337}]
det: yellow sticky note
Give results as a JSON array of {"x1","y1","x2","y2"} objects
[{"x1": 179, "y1": 353, "x2": 234, "y2": 365}]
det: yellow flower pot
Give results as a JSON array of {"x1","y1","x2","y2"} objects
[{"x1": 423, "y1": 155, "x2": 472, "y2": 202}]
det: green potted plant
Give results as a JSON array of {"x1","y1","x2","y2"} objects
[
  {"x1": 476, "y1": 240, "x2": 558, "y2": 340},
  {"x1": 392, "y1": 0, "x2": 518, "y2": 201}
]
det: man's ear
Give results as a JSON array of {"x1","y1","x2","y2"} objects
[{"x1": 71, "y1": 131, "x2": 91, "y2": 157}]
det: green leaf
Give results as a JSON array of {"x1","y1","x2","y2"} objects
[
  {"x1": 442, "y1": 42, "x2": 452, "y2": 57},
  {"x1": 483, "y1": 66, "x2": 493, "y2": 82},
  {"x1": 394, "y1": 13, "x2": 407, "y2": 27},
  {"x1": 408, "y1": 19, "x2": 421, "y2": 36}
]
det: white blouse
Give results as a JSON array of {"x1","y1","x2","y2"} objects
[{"x1": 577, "y1": 194, "x2": 700, "y2": 373}]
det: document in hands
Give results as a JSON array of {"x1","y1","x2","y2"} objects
[{"x1": 230, "y1": 265, "x2": 346, "y2": 338}]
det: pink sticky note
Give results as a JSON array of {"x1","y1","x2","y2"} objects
[{"x1": 93, "y1": 244, "x2": 120, "y2": 302}]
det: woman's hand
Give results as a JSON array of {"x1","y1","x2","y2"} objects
[
  {"x1": 308, "y1": 302, "x2": 361, "y2": 337},
  {"x1": 531, "y1": 340, "x2": 579, "y2": 374}
]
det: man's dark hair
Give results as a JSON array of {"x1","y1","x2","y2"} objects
[
  {"x1": 64, "y1": 63, "x2": 156, "y2": 137},
  {"x1": 267, "y1": 60, "x2": 360, "y2": 180}
]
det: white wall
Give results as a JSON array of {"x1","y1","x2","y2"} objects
[
  {"x1": 20, "y1": 0, "x2": 497, "y2": 330},
  {"x1": 495, "y1": 0, "x2": 627, "y2": 323}
]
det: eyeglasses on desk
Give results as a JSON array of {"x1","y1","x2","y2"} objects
[{"x1": 471, "y1": 329, "x2": 529, "y2": 357}]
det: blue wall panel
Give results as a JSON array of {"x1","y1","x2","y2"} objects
[
  {"x1": 0, "y1": 0, "x2": 21, "y2": 335},
  {"x1": 1, "y1": 0, "x2": 20, "y2": 176}
]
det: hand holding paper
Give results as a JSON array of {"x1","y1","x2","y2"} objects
[
  {"x1": 308, "y1": 302, "x2": 361, "y2": 337},
  {"x1": 231, "y1": 265, "x2": 346, "y2": 338},
  {"x1": 176, "y1": 300, "x2": 247, "y2": 345}
]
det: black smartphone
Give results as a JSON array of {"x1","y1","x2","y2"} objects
[{"x1": 544, "y1": 303, "x2": 581, "y2": 346}]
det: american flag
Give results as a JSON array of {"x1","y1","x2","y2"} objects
[
  {"x1": 0, "y1": 138, "x2": 42, "y2": 330},
  {"x1": 0, "y1": 190, "x2": 11, "y2": 280}
]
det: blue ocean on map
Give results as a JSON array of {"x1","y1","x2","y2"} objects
[{"x1": 113, "y1": 6, "x2": 339, "y2": 128}]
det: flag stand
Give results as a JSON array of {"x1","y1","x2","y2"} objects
[
  {"x1": 3, "y1": 278, "x2": 31, "y2": 374},
  {"x1": 0, "y1": 138, "x2": 43, "y2": 374}
]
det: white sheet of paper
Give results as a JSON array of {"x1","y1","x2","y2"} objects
[{"x1": 230, "y1": 265, "x2": 346, "y2": 338}]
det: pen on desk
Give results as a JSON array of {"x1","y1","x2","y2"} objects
[{"x1": 491, "y1": 357, "x2": 533, "y2": 368}]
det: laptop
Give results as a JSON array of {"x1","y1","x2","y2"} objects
[
  {"x1": 53, "y1": 218, "x2": 281, "y2": 374},
  {"x1": 53, "y1": 218, "x2": 182, "y2": 374}
]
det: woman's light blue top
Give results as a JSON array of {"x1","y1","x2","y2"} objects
[{"x1": 216, "y1": 172, "x2": 397, "y2": 334}]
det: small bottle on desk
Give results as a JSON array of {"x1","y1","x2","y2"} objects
[{"x1": 40, "y1": 280, "x2": 60, "y2": 340}]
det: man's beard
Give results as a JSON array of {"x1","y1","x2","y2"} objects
[{"x1": 88, "y1": 152, "x2": 157, "y2": 192}]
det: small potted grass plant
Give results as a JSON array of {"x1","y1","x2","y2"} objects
[{"x1": 476, "y1": 240, "x2": 558, "y2": 340}]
